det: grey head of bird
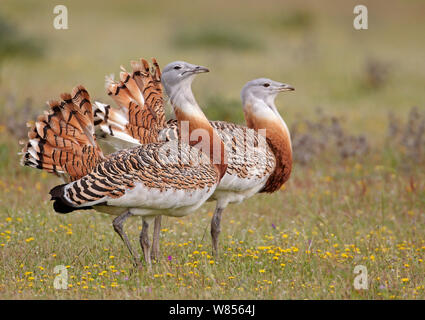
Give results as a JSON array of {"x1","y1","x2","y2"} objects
[
  {"x1": 241, "y1": 78, "x2": 294, "y2": 120},
  {"x1": 241, "y1": 78, "x2": 294, "y2": 105},
  {"x1": 161, "y1": 61, "x2": 209, "y2": 99}
]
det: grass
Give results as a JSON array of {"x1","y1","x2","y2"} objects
[
  {"x1": 0, "y1": 128, "x2": 424, "y2": 299},
  {"x1": 0, "y1": 0, "x2": 425, "y2": 299}
]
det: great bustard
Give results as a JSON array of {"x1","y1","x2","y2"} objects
[
  {"x1": 95, "y1": 60, "x2": 294, "y2": 256},
  {"x1": 21, "y1": 59, "x2": 227, "y2": 267}
]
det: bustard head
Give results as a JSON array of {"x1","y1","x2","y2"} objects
[
  {"x1": 241, "y1": 78, "x2": 294, "y2": 127},
  {"x1": 241, "y1": 78, "x2": 294, "y2": 105},
  {"x1": 162, "y1": 61, "x2": 209, "y2": 97}
]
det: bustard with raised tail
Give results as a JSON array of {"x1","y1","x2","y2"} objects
[{"x1": 21, "y1": 59, "x2": 226, "y2": 267}]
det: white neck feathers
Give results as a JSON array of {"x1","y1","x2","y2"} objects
[{"x1": 165, "y1": 77, "x2": 206, "y2": 119}]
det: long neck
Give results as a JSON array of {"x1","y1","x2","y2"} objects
[
  {"x1": 168, "y1": 78, "x2": 203, "y2": 117},
  {"x1": 244, "y1": 98, "x2": 292, "y2": 192},
  {"x1": 168, "y1": 80, "x2": 227, "y2": 180}
]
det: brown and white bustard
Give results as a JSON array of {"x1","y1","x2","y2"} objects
[
  {"x1": 20, "y1": 59, "x2": 227, "y2": 266},
  {"x1": 94, "y1": 60, "x2": 295, "y2": 256}
]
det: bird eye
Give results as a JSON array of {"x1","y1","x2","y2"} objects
[
  {"x1": 263, "y1": 83, "x2": 270, "y2": 87},
  {"x1": 174, "y1": 66, "x2": 182, "y2": 70}
]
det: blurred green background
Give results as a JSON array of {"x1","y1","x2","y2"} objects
[{"x1": 0, "y1": 0, "x2": 424, "y2": 143}]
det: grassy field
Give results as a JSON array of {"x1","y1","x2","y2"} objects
[{"x1": 0, "y1": 0, "x2": 424, "y2": 299}]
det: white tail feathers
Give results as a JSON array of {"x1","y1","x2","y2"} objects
[{"x1": 93, "y1": 101, "x2": 141, "y2": 150}]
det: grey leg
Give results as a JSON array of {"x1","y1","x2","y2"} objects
[
  {"x1": 150, "y1": 216, "x2": 162, "y2": 262},
  {"x1": 140, "y1": 219, "x2": 152, "y2": 266},
  {"x1": 211, "y1": 205, "x2": 225, "y2": 256},
  {"x1": 112, "y1": 211, "x2": 140, "y2": 267}
]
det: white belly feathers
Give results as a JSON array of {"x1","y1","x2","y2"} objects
[{"x1": 106, "y1": 182, "x2": 215, "y2": 216}]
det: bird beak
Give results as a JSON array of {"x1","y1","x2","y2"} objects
[
  {"x1": 192, "y1": 65, "x2": 210, "y2": 74},
  {"x1": 278, "y1": 83, "x2": 295, "y2": 92}
]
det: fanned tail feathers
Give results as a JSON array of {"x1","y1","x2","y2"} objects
[
  {"x1": 93, "y1": 58, "x2": 166, "y2": 150},
  {"x1": 20, "y1": 85, "x2": 104, "y2": 182}
]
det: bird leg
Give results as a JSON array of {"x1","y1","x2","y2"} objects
[
  {"x1": 112, "y1": 211, "x2": 141, "y2": 267},
  {"x1": 211, "y1": 206, "x2": 225, "y2": 256},
  {"x1": 140, "y1": 219, "x2": 152, "y2": 267},
  {"x1": 150, "y1": 216, "x2": 162, "y2": 262}
]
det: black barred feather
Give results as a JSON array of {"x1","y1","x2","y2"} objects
[
  {"x1": 59, "y1": 141, "x2": 217, "y2": 208},
  {"x1": 93, "y1": 58, "x2": 165, "y2": 146},
  {"x1": 160, "y1": 120, "x2": 275, "y2": 181},
  {"x1": 21, "y1": 86, "x2": 104, "y2": 182}
]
